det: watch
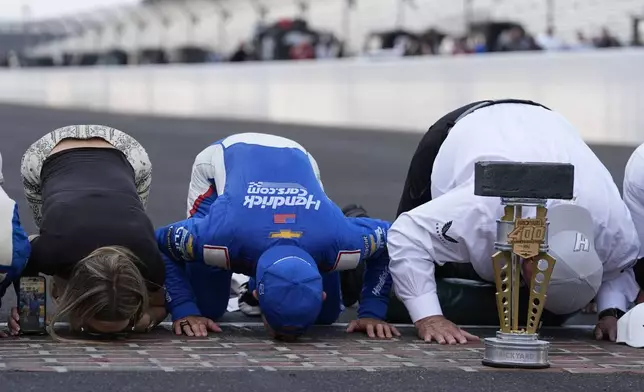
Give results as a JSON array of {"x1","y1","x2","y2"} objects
[{"x1": 597, "y1": 307, "x2": 626, "y2": 320}]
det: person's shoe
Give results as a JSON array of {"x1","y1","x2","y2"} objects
[
  {"x1": 238, "y1": 282, "x2": 261, "y2": 316},
  {"x1": 342, "y1": 204, "x2": 369, "y2": 218},
  {"x1": 340, "y1": 204, "x2": 369, "y2": 308}
]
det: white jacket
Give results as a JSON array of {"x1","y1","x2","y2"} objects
[{"x1": 388, "y1": 103, "x2": 641, "y2": 323}]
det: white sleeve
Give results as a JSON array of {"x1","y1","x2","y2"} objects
[
  {"x1": 624, "y1": 144, "x2": 644, "y2": 258},
  {"x1": 186, "y1": 144, "x2": 224, "y2": 218},
  {"x1": 307, "y1": 152, "x2": 324, "y2": 191},
  {"x1": 0, "y1": 186, "x2": 15, "y2": 268},
  {"x1": 387, "y1": 184, "x2": 497, "y2": 323},
  {"x1": 596, "y1": 268, "x2": 639, "y2": 313}
]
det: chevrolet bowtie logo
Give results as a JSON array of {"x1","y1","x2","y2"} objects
[{"x1": 269, "y1": 230, "x2": 303, "y2": 239}]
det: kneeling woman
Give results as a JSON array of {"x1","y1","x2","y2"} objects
[{"x1": 10, "y1": 125, "x2": 166, "y2": 339}]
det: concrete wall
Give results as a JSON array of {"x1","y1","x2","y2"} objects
[{"x1": 1, "y1": 48, "x2": 643, "y2": 145}]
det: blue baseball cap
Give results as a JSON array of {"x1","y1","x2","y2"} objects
[{"x1": 255, "y1": 245, "x2": 323, "y2": 336}]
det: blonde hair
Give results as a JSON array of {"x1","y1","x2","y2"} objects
[{"x1": 48, "y1": 246, "x2": 149, "y2": 341}]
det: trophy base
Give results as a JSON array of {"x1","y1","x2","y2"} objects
[{"x1": 481, "y1": 331, "x2": 550, "y2": 369}]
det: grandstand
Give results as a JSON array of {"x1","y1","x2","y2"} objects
[{"x1": 2, "y1": 0, "x2": 644, "y2": 66}]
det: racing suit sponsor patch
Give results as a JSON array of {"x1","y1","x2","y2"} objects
[
  {"x1": 274, "y1": 213, "x2": 296, "y2": 224},
  {"x1": 169, "y1": 226, "x2": 194, "y2": 261},
  {"x1": 368, "y1": 227, "x2": 386, "y2": 256},
  {"x1": 371, "y1": 267, "x2": 390, "y2": 297},
  {"x1": 362, "y1": 235, "x2": 369, "y2": 257},
  {"x1": 269, "y1": 230, "x2": 303, "y2": 239},
  {"x1": 332, "y1": 250, "x2": 361, "y2": 271},
  {"x1": 244, "y1": 182, "x2": 321, "y2": 210},
  {"x1": 203, "y1": 245, "x2": 231, "y2": 269}
]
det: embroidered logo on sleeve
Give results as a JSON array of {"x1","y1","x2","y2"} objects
[
  {"x1": 363, "y1": 226, "x2": 386, "y2": 257},
  {"x1": 437, "y1": 221, "x2": 459, "y2": 244},
  {"x1": 170, "y1": 226, "x2": 195, "y2": 261},
  {"x1": 362, "y1": 235, "x2": 370, "y2": 257},
  {"x1": 371, "y1": 267, "x2": 390, "y2": 297}
]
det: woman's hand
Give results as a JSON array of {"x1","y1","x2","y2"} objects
[{"x1": 173, "y1": 316, "x2": 221, "y2": 337}]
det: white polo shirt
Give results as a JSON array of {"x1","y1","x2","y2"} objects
[{"x1": 388, "y1": 103, "x2": 641, "y2": 323}]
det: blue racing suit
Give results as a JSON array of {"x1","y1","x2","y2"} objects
[
  {"x1": 156, "y1": 133, "x2": 393, "y2": 323},
  {"x1": 0, "y1": 187, "x2": 31, "y2": 311}
]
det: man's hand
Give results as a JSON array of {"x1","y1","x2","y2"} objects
[
  {"x1": 594, "y1": 316, "x2": 618, "y2": 342},
  {"x1": 346, "y1": 318, "x2": 401, "y2": 339},
  {"x1": 172, "y1": 316, "x2": 221, "y2": 337},
  {"x1": 415, "y1": 315, "x2": 479, "y2": 344},
  {"x1": 7, "y1": 307, "x2": 19, "y2": 336}
]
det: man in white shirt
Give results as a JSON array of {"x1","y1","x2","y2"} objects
[
  {"x1": 387, "y1": 100, "x2": 642, "y2": 345},
  {"x1": 623, "y1": 144, "x2": 644, "y2": 302}
]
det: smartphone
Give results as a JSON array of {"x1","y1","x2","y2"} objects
[{"x1": 18, "y1": 276, "x2": 48, "y2": 335}]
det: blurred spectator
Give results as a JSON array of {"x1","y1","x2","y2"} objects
[
  {"x1": 6, "y1": 50, "x2": 21, "y2": 68},
  {"x1": 14, "y1": 4, "x2": 638, "y2": 68},
  {"x1": 451, "y1": 37, "x2": 471, "y2": 55},
  {"x1": 290, "y1": 41, "x2": 315, "y2": 60},
  {"x1": 496, "y1": 27, "x2": 541, "y2": 51},
  {"x1": 315, "y1": 32, "x2": 342, "y2": 59},
  {"x1": 536, "y1": 27, "x2": 566, "y2": 50},
  {"x1": 569, "y1": 31, "x2": 594, "y2": 50},
  {"x1": 230, "y1": 42, "x2": 251, "y2": 62},
  {"x1": 593, "y1": 27, "x2": 621, "y2": 48},
  {"x1": 468, "y1": 33, "x2": 487, "y2": 53},
  {"x1": 438, "y1": 36, "x2": 455, "y2": 55},
  {"x1": 419, "y1": 29, "x2": 447, "y2": 55}
]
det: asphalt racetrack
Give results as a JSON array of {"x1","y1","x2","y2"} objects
[{"x1": 0, "y1": 103, "x2": 643, "y2": 391}]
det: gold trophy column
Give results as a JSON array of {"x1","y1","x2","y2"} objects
[{"x1": 491, "y1": 204, "x2": 556, "y2": 334}]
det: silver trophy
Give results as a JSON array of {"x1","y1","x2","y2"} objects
[{"x1": 474, "y1": 161, "x2": 575, "y2": 369}]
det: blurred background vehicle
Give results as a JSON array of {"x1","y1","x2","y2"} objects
[{"x1": 1, "y1": 0, "x2": 642, "y2": 67}]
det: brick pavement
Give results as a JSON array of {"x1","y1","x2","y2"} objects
[{"x1": 1, "y1": 325, "x2": 643, "y2": 373}]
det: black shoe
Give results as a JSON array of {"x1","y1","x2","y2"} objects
[
  {"x1": 238, "y1": 282, "x2": 261, "y2": 316},
  {"x1": 342, "y1": 204, "x2": 369, "y2": 218},
  {"x1": 340, "y1": 204, "x2": 369, "y2": 307}
]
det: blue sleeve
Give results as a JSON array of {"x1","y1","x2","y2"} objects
[
  {"x1": 358, "y1": 248, "x2": 392, "y2": 320},
  {"x1": 155, "y1": 199, "x2": 230, "y2": 320},
  {"x1": 160, "y1": 252, "x2": 201, "y2": 321},
  {"x1": 155, "y1": 218, "x2": 203, "y2": 320},
  {"x1": 0, "y1": 203, "x2": 31, "y2": 311},
  {"x1": 156, "y1": 217, "x2": 202, "y2": 263},
  {"x1": 341, "y1": 217, "x2": 392, "y2": 321}
]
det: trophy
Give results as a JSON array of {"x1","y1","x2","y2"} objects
[{"x1": 474, "y1": 161, "x2": 575, "y2": 369}]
